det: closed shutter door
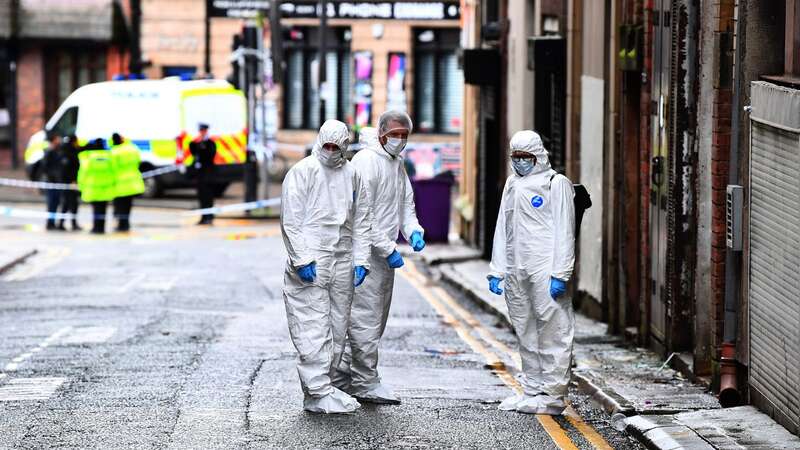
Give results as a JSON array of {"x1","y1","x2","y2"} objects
[
  {"x1": 748, "y1": 81, "x2": 800, "y2": 433},
  {"x1": 339, "y1": 51, "x2": 352, "y2": 122},
  {"x1": 437, "y1": 52, "x2": 463, "y2": 134},
  {"x1": 324, "y1": 51, "x2": 339, "y2": 121},
  {"x1": 285, "y1": 51, "x2": 305, "y2": 129},
  {"x1": 307, "y1": 53, "x2": 320, "y2": 130},
  {"x1": 415, "y1": 53, "x2": 435, "y2": 132}
]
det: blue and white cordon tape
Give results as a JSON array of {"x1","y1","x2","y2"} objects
[{"x1": 0, "y1": 165, "x2": 180, "y2": 191}]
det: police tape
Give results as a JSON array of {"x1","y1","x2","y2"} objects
[
  {"x1": 183, "y1": 197, "x2": 281, "y2": 216},
  {"x1": 141, "y1": 165, "x2": 181, "y2": 178},
  {"x1": 1, "y1": 197, "x2": 281, "y2": 221},
  {"x1": 0, "y1": 165, "x2": 181, "y2": 191},
  {"x1": 0, "y1": 178, "x2": 77, "y2": 190}
]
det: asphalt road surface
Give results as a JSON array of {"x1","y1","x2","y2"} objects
[{"x1": 0, "y1": 206, "x2": 642, "y2": 449}]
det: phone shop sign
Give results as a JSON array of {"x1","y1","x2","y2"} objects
[{"x1": 209, "y1": 0, "x2": 460, "y2": 20}]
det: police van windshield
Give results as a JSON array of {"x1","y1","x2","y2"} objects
[
  {"x1": 50, "y1": 106, "x2": 78, "y2": 137},
  {"x1": 182, "y1": 93, "x2": 245, "y2": 136}
]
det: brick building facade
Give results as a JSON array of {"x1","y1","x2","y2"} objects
[
  {"x1": 0, "y1": 0, "x2": 133, "y2": 169},
  {"x1": 141, "y1": 0, "x2": 463, "y2": 149}
]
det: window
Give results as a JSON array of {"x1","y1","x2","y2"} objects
[
  {"x1": 413, "y1": 28, "x2": 463, "y2": 134},
  {"x1": 282, "y1": 27, "x2": 352, "y2": 130},
  {"x1": 51, "y1": 106, "x2": 78, "y2": 137},
  {"x1": 45, "y1": 47, "x2": 107, "y2": 118},
  {"x1": 542, "y1": 15, "x2": 561, "y2": 36}
]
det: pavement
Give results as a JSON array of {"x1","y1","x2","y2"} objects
[
  {"x1": 433, "y1": 254, "x2": 800, "y2": 450},
  {"x1": 0, "y1": 209, "x2": 644, "y2": 449},
  {"x1": 0, "y1": 246, "x2": 37, "y2": 276}
]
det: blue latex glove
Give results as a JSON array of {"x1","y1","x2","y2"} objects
[
  {"x1": 488, "y1": 276, "x2": 503, "y2": 295},
  {"x1": 354, "y1": 266, "x2": 368, "y2": 287},
  {"x1": 387, "y1": 250, "x2": 405, "y2": 269},
  {"x1": 297, "y1": 262, "x2": 316, "y2": 283},
  {"x1": 549, "y1": 277, "x2": 567, "y2": 300},
  {"x1": 410, "y1": 231, "x2": 426, "y2": 252}
]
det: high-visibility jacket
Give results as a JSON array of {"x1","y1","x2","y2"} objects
[
  {"x1": 111, "y1": 141, "x2": 145, "y2": 198},
  {"x1": 78, "y1": 150, "x2": 116, "y2": 202}
]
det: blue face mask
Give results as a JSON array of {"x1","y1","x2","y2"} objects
[{"x1": 512, "y1": 157, "x2": 535, "y2": 177}]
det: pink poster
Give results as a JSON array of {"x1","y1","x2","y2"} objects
[{"x1": 353, "y1": 51, "x2": 373, "y2": 128}]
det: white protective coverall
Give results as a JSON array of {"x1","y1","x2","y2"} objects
[
  {"x1": 281, "y1": 120, "x2": 372, "y2": 413},
  {"x1": 334, "y1": 125, "x2": 424, "y2": 403},
  {"x1": 488, "y1": 130, "x2": 576, "y2": 415}
]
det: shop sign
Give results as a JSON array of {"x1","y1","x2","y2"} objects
[{"x1": 209, "y1": 0, "x2": 460, "y2": 20}]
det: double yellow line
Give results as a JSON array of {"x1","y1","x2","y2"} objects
[{"x1": 399, "y1": 260, "x2": 613, "y2": 450}]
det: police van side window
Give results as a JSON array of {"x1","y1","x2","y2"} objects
[{"x1": 51, "y1": 106, "x2": 78, "y2": 137}]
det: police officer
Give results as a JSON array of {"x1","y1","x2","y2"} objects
[
  {"x1": 58, "y1": 134, "x2": 82, "y2": 231},
  {"x1": 41, "y1": 132, "x2": 64, "y2": 230},
  {"x1": 77, "y1": 138, "x2": 115, "y2": 234},
  {"x1": 189, "y1": 123, "x2": 216, "y2": 225},
  {"x1": 110, "y1": 133, "x2": 145, "y2": 232}
]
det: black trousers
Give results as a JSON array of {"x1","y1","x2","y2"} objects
[
  {"x1": 91, "y1": 202, "x2": 107, "y2": 234},
  {"x1": 59, "y1": 190, "x2": 80, "y2": 228},
  {"x1": 113, "y1": 196, "x2": 134, "y2": 231},
  {"x1": 197, "y1": 176, "x2": 215, "y2": 222},
  {"x1": 45, "y1": 189, "x2": 62, "y2": 227}
]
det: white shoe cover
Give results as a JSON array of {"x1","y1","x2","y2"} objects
[
  {"x1": 515, "y1": 394, "x2": 566, "y2": 415},
  {"x1": 303, "y1": 388, "x2": 361, "y2": 414},
  {"x1": 498, "y1": 394, "x2": 526, "y2": 411},
  {"x1": 351, "y1": 383, "x2": 401, "y2": 405},
  {"x1": 331, "y1": 370, "x2": 352, "y2": 394}
]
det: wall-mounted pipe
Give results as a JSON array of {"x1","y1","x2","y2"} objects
[{"x1": 719, "y1": 0, "x2": 745, "y2": 408}]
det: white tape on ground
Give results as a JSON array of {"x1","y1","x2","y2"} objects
[
  {"x1": 0, "y1": 206, "x2": 78, "y2": 220},
  {"x1": 0, "y1": 165, "x2": 180, "y2": 191},
  {"x1": 184, "y1": 197, "x2": 281, "y2": 216},
  {"x1": 1, "y1": 206, "x2": 159, "y2": 221}
]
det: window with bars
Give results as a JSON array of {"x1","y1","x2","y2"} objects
[
  {"x1": 413, "y1": 28, "x2": 463, "y2": 134},
  {"x1": 44, "y1": 47, "x2": 106, "y2": 119},
  {"x1": 283, "y1": 27, "x2": 352, "y2": 130}
]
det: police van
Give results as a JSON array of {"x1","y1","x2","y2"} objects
[{"x1": 24, "y1": 78, "x2": 248, "y2": 197}]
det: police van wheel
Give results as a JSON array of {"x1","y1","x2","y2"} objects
[{"x1": 143, "y1": 177, "x2": 163, "y2": 199}]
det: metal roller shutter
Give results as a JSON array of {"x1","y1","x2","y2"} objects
[{"x1": 748, "y1": 81, "x2": 800, "y2": 433}]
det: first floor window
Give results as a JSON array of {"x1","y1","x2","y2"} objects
[
  {"x1": 414, "y1": 28, "x2": 463, "y2": 134},
  {"x1": 45, "y1": 47, "x2": 106, "y2": 118},
  {"x1": 283, "y1": 27, "x2": 352, "y2": 130}
]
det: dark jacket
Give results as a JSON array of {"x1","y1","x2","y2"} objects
[
  {"x1": 60, "y1": 143, "x2": 81, "y2": 183},
  {"x1": 189, "y1": 138, "x2": 216, "y2": 169},
  {"x1": 189, "y1": 138, "x2": 216, "y2": 180},
  {"x1": 41, "y1": 145, "x2": 65, "y2": 183}
]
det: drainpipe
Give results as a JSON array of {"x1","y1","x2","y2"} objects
[
  {"x1": 128, "y1": 0, "x2": 142, "y2": 75},
  {"x1": 719, "y1": 0, "x2": 744, "y2": 408}
]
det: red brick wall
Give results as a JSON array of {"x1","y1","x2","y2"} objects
[
  {"x1": 0, "y1": 145, "x2": 11, "y2": 169},
  {"x1": 710, "y1": 0, "x2": 736, "y2": 356},
  {"x1": 107, "y1": 46, "x2": 130, "y2": 79},
  {"x1": 15, "y1": 45, "x2": 45, "y2": 161}
]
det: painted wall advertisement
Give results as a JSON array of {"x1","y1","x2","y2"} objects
[
  {"x1": 353, "y1": 51, "x2": 373, "y2": 129},
  {"x1": 386, "y1": 53, "x2": 407, "y2": 112}
]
